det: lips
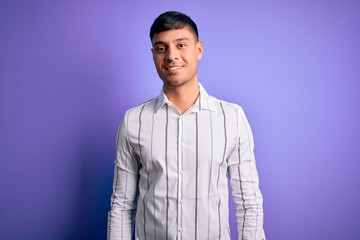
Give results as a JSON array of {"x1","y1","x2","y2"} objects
[{"x1": 165, "y1": 65, "x2": 184, "y2": 71}]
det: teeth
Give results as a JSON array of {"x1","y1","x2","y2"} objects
[{"x1": 167, "y1": 66, "x2": 182, "y2": 70}]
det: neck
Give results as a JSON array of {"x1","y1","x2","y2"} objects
[{"x1": 163, "y1": 80, "x2": 200, "y2": 114}]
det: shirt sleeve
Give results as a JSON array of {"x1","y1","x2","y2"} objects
[
  {"x1": 227, "y1": 106, "x2": 265, "y2": 240},
  {"x1": 108, "y1": 112, "x2": 139, "y2": 240}
]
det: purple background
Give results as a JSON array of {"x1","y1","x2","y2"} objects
[{"x1": 1, "y1": 1, "x2": 359, "y2": 239}]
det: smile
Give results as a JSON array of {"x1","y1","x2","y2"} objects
[{"x1": 165, "y1": 65, "x2": 184, "y2": 71}]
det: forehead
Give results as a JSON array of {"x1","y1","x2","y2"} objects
[{"x1": 151, "y1": 27, "x2": 197, "y2": 45}]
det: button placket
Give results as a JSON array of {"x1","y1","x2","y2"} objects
[{"x1": 177, "y1": 116, "x2": 183, "y2": 238}]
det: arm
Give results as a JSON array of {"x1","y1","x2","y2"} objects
[
  {"x1": 108, "y1": 113, "x2": 139, "y2": 239},
  {"x1": 228, "y1": 107, "x2": 265, "y2": 240}
]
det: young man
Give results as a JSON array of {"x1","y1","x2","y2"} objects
[{"x1": 108, "y1": 11, "x2": 265, "y2": 240}]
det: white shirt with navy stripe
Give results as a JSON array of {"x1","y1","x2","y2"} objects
[{"x1": 108, "y1": 83, "x2": 265, "y2": 240}]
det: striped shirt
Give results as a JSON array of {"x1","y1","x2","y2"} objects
[{"x1": 108, "y1": 83, "x2": 265, "y2": 240}]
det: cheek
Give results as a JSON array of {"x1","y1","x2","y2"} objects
[
  {"x1": 188, "y1": 53, "x2": 199, "y2": 66},
  {"x1": 153, "y1": 57, "x2": 162, "y2": 69},
  {"x1": 182, "y1": 51, "x2": 195, "y2": 63}
]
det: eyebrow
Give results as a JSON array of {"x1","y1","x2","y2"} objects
[{"x1": 152, "y1": 37, "x2": 191, "y2": 46}]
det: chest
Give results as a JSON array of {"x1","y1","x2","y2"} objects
[{"x1": 127, "y1": 109, "x2": 239, "y2": 173}]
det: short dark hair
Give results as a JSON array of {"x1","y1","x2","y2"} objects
[{"x1": 150, "y1": 11, "x2": 199, "y2": 42}]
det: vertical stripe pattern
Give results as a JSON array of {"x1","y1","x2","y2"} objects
[
  {"x1": 195, "y1": 113, "x2": 199, "y2": 240},
  {"x1": 138, "y1": 104, "x2": 148, "y2": 240},
  {"x1": 108, "y1": 84, "x2": 265, "y2": 240},
  {"x1": 165, "y1": 104, "x2": 169, "y2": 240},
  {"x1": 218, "y1": 102, "x2": 227, "y2": 239},
  {"x1": 150, "y1": 109, "x2": 157, "y2": 239}
]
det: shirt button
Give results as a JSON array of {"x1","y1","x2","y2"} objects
[{"x1": 178, "y1": 228, "x2": 183, "y2": 232}]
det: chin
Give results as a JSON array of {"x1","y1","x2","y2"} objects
[{"x1": 163, "y1": 79, "x2": 186, "y2": 88}]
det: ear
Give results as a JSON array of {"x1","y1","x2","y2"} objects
[
  {"x1": 196, "y1": 40, "x2": 204, "y2": 60},
  {"x1": 150, "y1": 48, "x2": 156, "y2": 61}
]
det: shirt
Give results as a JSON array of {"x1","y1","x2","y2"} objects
[{"x1": 108, "y1": 83, "x2": 265, "y2": 240}]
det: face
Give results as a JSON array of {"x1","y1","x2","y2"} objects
[{"x1": 151, "y1": 27, "x2": 203, "y2": 89}]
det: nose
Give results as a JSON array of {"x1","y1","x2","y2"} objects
[{"x1": 165, "y1": 45, "x2": 179, "y2": 61}]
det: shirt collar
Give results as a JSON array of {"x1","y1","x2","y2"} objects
[{"x1": 155, "y1": 82, "x2": 218, "y2": 113}]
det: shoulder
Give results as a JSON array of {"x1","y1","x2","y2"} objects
[
  {"x1": 124, "y1": 97, "x2": 158, "y2": 120},
  {"x1": 208, "y1": 94, "x2": 245, "y2": 116},
  {"x1": 118, "y1": 97, "x2": 158, "y2": 138}
]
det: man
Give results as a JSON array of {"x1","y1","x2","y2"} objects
[{"x1": 108, "y1": 11, "x2": 265, "y2": 240}]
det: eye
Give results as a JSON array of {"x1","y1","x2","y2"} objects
[
  {"x1": 155, "y1": 46, "x2": 166, "y2": 53},
  {"x1": 178, "y1": 43, "x2": 187, "y2": 48}
]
